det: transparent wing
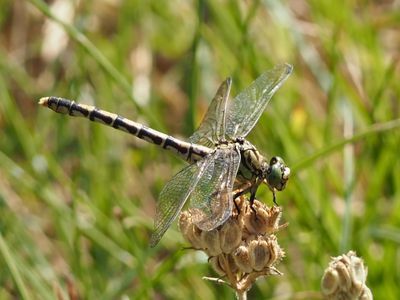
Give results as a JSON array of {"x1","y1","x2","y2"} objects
[
  {"x1": 189, "y1": 145, "x2": 241, "y2": 231},
  {"x1": 189, "y1": 78, "x2": 232, "y2": 147},
  {"x1": 149, "y1": 158, "x2": 212, "y2": 247},
  {"x1": 225, "y1": 63, "x2": 293, "y2": 138}
]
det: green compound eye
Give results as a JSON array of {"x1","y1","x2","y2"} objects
[{"x1": 266, "y1": 156, "x2": 290, "y2": 191}]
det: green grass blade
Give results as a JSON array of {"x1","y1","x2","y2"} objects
[
  {"x1": 292, "y1": 118, "x2": 400, "y2": 173},
  {"x1": 0, "y1": 233, "x2": 32, "y2": 300}
]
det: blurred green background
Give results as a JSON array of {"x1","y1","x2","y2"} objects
[{"x1": 1, "y1": 0, "x2": 399, "y2": 299}]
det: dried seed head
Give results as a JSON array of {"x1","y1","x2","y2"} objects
[
  {"x1": 178, "y1": 196, "x2": 286, "y2": 295},
  {"x1": 321, "y1": 251, "x2": 372, "y2": 300}
]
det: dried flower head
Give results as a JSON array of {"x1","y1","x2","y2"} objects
[
  {"x1": 179, "y1": 196, "x2": 286, "y2": 296},
  {"x1": 321, "y1": 251, "x2": 373, "y2": 300}
]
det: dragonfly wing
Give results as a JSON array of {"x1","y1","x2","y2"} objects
[
  {"x1": 150, "y1": 157, "x2": 212, "y2": 247},
  {"x1": 189, "y1": 145, "x2": 241, "y2": 231},
  {"x1": 225, "y1": 63, "x2": 293, "y2": 138},
  {"x1": 189, "y1": 78, "x2": 232, "y2": 147}
]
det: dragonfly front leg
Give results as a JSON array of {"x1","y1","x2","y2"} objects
[
  {"x1": 233, "y1": 189, "x2": 245, "y2": 213},
  {"x1": 233, "y1": 180, "x2": 261, "y2": 215},
  {"x1": 249, "y1": 189, "x2": 257, "y2": 215},
  {"x1": 234, "y1": 185, "x2": 259, "y2": 216},
  {"x1": 272, "y1": 190, "x2": 277, "y2": 206},
  {"x1": 233, "y1": 181, "x2": 252, "y2": 213}
]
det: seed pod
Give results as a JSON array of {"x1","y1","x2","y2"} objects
[
  {"x1": 233, "y1": 244, "x2": 252, "y2": 273},
  {"x1": 321, "y1": 268, "x2": 339, "y2": 295},
  {"x1": 179, "y1": 211, "x2": 204, "y2": 249},
  {"x1": 201, "y1": 228, "x2": 221, "y2": 256},
  {"x1": 248, "y1": 238, "x2": 271, "y2": 271},
  {"x1": 209, "y1": 256, "x2": 225, "y2": 276},
  {"x1": 219, "y1": 218, "x2": 242, "y2": 254},
  {"x1": 242, "y1": 201, "x2": 282, "y2": 236}
]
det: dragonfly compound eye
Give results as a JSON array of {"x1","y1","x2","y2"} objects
[{"x1": 266, "y1": 156, "x2": 290, "y2": 191}]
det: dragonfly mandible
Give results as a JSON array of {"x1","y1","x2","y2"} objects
[{"x1": 39, "y1": 63, "x2": 293, "y2": 247}]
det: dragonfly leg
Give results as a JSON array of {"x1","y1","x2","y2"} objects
[
  {"x1": 233, "y1": 189, "x2": 245, "y2": 199},
  {"x1": 272, "y1": 190, "x2": 278, "y2": 206},
  {"x1": 233, "y1": 190, "x2": 245, "y2": 213},
  {"x1": 249, "y1": 190, "x2": 257, "y2": 215},
  {"x1": 233, "y1": 198, "x2": 241, "y2": 214}
]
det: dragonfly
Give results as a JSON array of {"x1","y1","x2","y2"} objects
[{"x1": 39, "y1": 63, "x2": 293, "y2": 247}]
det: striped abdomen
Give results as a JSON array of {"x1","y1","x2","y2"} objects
[{"x1": 39, "y1": 97, "x2": 212, "y2": 162}]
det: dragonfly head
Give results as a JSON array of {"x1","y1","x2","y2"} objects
[{"x1": 264, "y1": 156, "x2": 290, "y2": 191}]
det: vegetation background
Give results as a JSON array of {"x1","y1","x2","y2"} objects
[{"x1": 0, "y1": 0, "x2": 399, "y2": 299}]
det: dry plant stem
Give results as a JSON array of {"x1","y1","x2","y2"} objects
[
  {"x1": 221, "y1": 254, "x2": 237, "y2": 287},
  {"x1": 236, "y1": 290, "x2": 247, "y2": 300}
]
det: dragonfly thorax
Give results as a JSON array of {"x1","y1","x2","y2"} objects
[
  {"x1": 237, "y1": 140, "x2": 268, "y2": 181},
  {"x1": 237, "y1": 140, "x2": 290, "y2": 195}
]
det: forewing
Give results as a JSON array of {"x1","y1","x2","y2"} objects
[
  {"x1": 225, "y1": 63, "x2": 293, "y2": 138},
  {"x1": 189, "y1": 145, "x2": 241, "y2": 231},
  {"x1": 149, "y1": 158, "x2": 211, "y2": 247},
  {"x1": 189, "y1": 78, "x2": 232, "y2": 147}
]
